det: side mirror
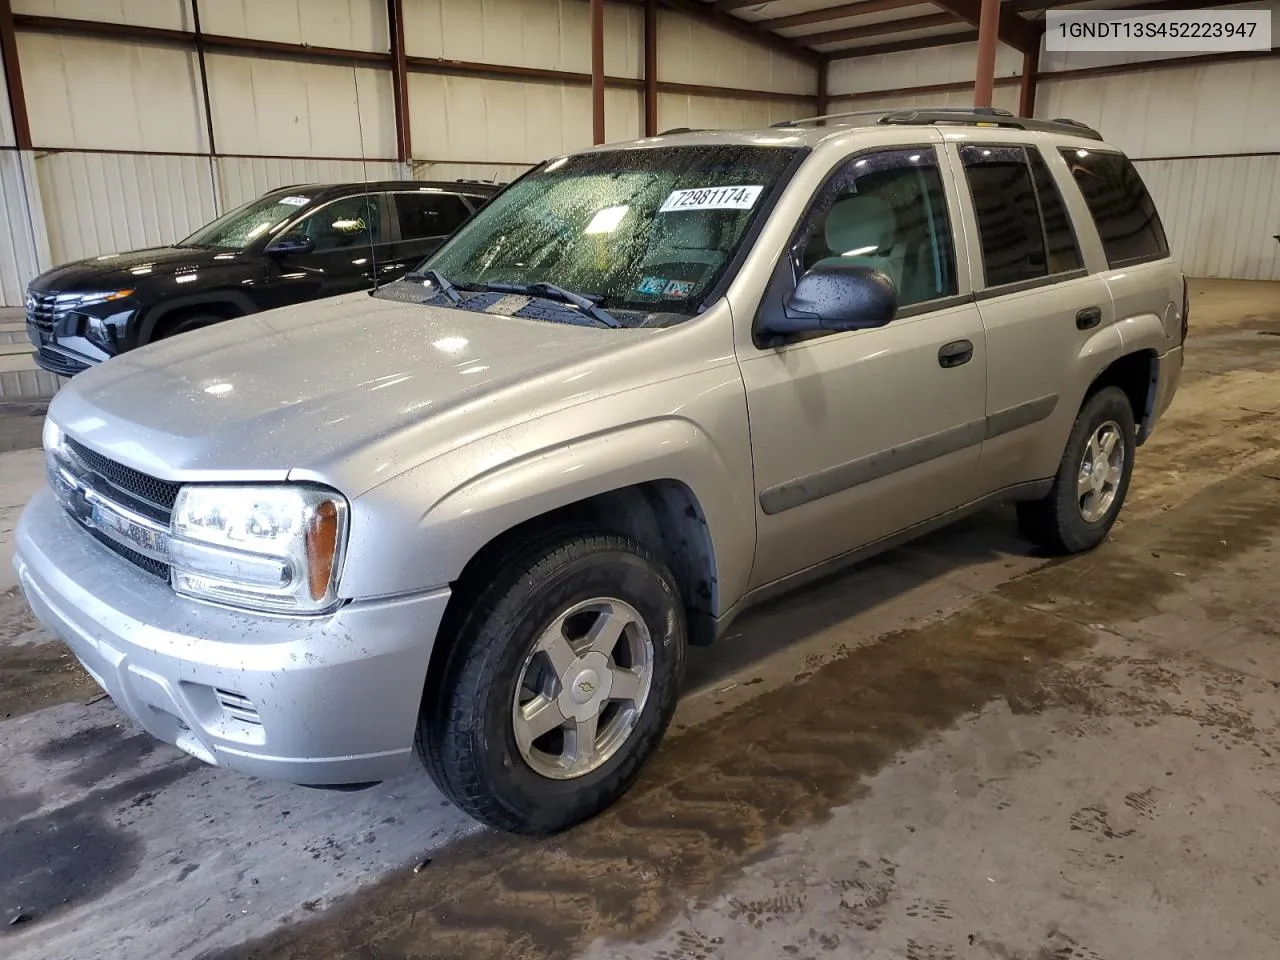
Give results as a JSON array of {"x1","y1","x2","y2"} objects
[
  {"x1": 768, "y1": 262, "x2": 898, "y2": 337},
  {"x1": 268, "y1": 233, "x2": 315, "y2": 256}
]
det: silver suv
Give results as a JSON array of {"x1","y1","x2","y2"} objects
[{"x1": 14, "y1": 109, "x2": 1185, "y2": 834}]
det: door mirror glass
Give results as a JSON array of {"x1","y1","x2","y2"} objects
[
  {"x1": 268, "y1": 233, "x2": 315, "y2": 256},
  {"x1": 770, "y1": 262, "x2": 898, "y2": 336}
]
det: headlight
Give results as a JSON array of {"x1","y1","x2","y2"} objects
[
  {"x1": 71, "y1": 289, "x2": 134, "y2": 307},
  {"x1": 170, "y1": 485, "x2": 348, "y2": 614},
  {"x1": 43, "y1": 418, "x2": 63, "y2": 454}
]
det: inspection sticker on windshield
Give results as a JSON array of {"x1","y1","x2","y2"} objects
[
  {"x1": 277, "y1": 195, "x2": 310, "y2": 207},
  {"x1": 659, "y1": 185, "x2": 763, "y2": 213}
]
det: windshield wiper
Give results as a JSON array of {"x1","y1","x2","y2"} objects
[
  {"x1": 402, "y1": 269, "x2": 463, "y2": 304},
  {"x1": 479, "y1": 281, "x2": 622, "y2": 329}
]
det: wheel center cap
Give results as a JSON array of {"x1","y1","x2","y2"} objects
[
  {"x1": 571, "y1": 668, "x2": 600, "y2": 704},
  {"x1": 558, "y1": 650, "x2": 613, "y2": 721}
]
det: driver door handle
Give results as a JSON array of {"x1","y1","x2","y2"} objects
[{"x1": 938, "y1": 339, "x2": 974, "y2": 368}]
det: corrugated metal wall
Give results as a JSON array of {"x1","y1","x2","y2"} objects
[
  {"x1": 1037, "y1": 49, "x2": 1280, "y2": 281},
  {"x1": 828, "y1": 41, "x2": 1022, "y2": 95},
  {"x1": 216, "y1": 157, "x2": 406, "y2": 209},
  {"x1": 830, "y1": 85, "x2": 1020, "y2": 116},
  {"x1": 0, "y1": 153, "x2": 46, "y2": 306},
  {"x1": 1136, "y1": 156, "x2": 1280, "y2": 282},
  {"x1": 0, "y1": 0, "x2": 822, "y2": 304},
  {"x1": 36, "y1": 152, "x2": 217, "y2": 265},
  {"x1": 11, "y1": 0, "x2": 192, "y2": 30}
]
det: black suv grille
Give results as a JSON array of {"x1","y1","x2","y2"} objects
[
  {"x1": 26, "y1": 292, "x2": 59, "y2": 333},
  {"x1": 66, "y1": 438, "x2": 181, "y2": 515}
]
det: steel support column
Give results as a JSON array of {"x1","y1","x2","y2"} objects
[
  {"x1": 816, "y1": 60, "x2": 829, "y2": 123},
  {"x1": 387, "y1": 0, "x2": 412, "y2": 162},
  {"x1": 973, "y1": 0, "x2": 1001, "y2": 107},
  {"x1": 0, "y1": 0, "x2": 31, "y2": 149},
  {"x1": 644, "y1": 0, "x2": 658, "y2": 136},
  {"x1": 591, "y1": 0, "x2": 605, "y2": 144},
  {"x1": 1018, "y1": 45, "x2": 1039, "y2": 117}
]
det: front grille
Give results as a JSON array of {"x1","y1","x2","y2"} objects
[
  {"x1": 26, "y1": 292, "x2": 59, "y2": 333},
  {"x1": 35, "y1": 346, "x2": 91, "y2": 377},
  {"x1": 87, "y1": 527, "x2": 169, "y2": 580},
  {"x1": 67, "y1": 438, "x2": 180, "y2": 515}
]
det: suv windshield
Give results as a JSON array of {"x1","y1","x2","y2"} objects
[
  {"x1": 181, "y1": 191, "x2": 317, "y2": 250},
  {"x1": 410, "y1": 145, "x2": 803, "y2": 318}
]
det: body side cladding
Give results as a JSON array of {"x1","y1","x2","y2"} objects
[{"x1": 760, "y1": 394, "x2": 1059, "y2": 515}]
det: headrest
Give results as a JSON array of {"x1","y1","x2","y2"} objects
[{"x1": 824, "y1": 195, "x2": 896, "y2": 257}]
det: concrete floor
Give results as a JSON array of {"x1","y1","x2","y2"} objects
[{"x1": 2, "y1": 279, "x2": 1280, "y2": 960}]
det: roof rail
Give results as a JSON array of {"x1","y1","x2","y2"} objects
[
  {"x1": 771, "y1": 108, "x2": 898, "y2": 128},
  {"x1": 877, "y1": 108, "x2": 1104, "y2": 141},
  {"x1": 772, "y1": 106, "x2": 1103, "y2": 142},
  {"x1": 658, "y1": 126, "x2": 705, "y2": 135}
]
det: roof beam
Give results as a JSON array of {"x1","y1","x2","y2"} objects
[
  {"x1": 930, "y1": 0, "x2": 1038, "y2": 51},
  {"x1": 763, "y1": 0, "x2": 928, "y2": 31},
  {"x1": 660, "y1": 0, "x2": 823, "y2": 62},
  {"x1": 825, "y1": 28, "x2": 978, "y2": 58},
  {"x1": 800, "y1": 12, "x2": 959, "y2": 46}
]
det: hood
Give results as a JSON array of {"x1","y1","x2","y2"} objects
[
  {"x1": 29, "y1": 246, "x2": 254, "y2": 292},
  {"x1": 49, "y1": 291, "x2": 647, "y2": 495}
]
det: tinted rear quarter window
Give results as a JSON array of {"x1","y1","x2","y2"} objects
[
  {"x1": 959, "y1": 145, "x2": 1047, "y2": 288},
  {"x1": 1059, "y1": 149, "x2": 1168, "y2": 266},
  {"x1": 394, "y1": 193, "x2": 471, "y2": 240}
]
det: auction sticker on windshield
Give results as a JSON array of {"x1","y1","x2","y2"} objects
[
  {"x1": 278, "y1": 196, "x2": 311, "y2": 206},
  {"x1": 659, "y1": 185, "x2": 763, "y2": 213}
]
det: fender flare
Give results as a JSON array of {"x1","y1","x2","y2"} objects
[{"x1": 339, "y1": 417, "x2": 752, "y2": 617}]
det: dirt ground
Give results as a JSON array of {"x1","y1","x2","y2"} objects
[{"x1": 2, "y1": 279, "x2": 1280, "y2": 960}]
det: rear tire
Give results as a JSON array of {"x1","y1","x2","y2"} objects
[
  {"x1": 417, "y1": 529, "x2": 686, "y2": 834},
  {"x1": 1017, "y1": 386, "x2": 1136, "y2": 554}
]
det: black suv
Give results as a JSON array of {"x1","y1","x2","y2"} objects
[{"x1": 26, "y1": 180, "x2": 499, "y2": 375}]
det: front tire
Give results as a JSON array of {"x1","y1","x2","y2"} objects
[
  {"x1": 418, "y1": 530, "x2": 686, "y2": 834},
  {"x1": 152, "y1": 312, "x2": 223, "y2": 341},
  {"x1": 1017, "y1": 386, "x2": 1136, "y2": 554}
]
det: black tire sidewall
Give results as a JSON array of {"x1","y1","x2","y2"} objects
[
  {"x1": 448, "y1": 540, "x2": 684, "y2": 832},
  {"x1": 1055, "y1": 387, "x2": 1136, "y2": 549},
  {"x1": 156, "y1": 314, "x2": 221, "y2": 341}
]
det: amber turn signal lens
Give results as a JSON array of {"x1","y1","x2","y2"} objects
[{"x1": 304, "y1": 500, "x2": 341, "y2": 601}]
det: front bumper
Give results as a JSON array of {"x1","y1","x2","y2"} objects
[{"x1": 15, "y1": 488, "x2": 449, "y2": 785}]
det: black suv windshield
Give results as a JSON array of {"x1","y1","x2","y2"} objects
[
  {"x1": 412, "y1": 145, "x2": 803, "y2": 317},
  {"x1": 180, "y1": 191, "x2": 317, "y2": 249}
]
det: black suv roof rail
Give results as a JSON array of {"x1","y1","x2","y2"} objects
[{"x1": 773, "y1": 106, "x2": 1104, "y2": 142}]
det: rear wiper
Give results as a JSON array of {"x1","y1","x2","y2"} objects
[
  {"x1": 402, "y1": 269, "x2": 463, "y2": 304},
  {"x1": 479, "y1": 281, "x2": 622, "y2": 329}
]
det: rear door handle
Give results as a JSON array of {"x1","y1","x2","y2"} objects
[
  {"x1": 938, "y1": 339, "x2": 974, "y2": 368},
  {"x1": 1076, "y1": 306, "x2": 1103, "y2": 330}
]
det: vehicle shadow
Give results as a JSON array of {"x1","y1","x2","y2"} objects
[{"x1": 683, "y1": 503, "x2": 1048, "y2": 692}]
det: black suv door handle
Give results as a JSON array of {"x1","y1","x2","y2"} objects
[
  {"x1": 1076, "y1": 306, "x2": 1103, "y2": 330},
  {"x1": 938, "y1": 339, "x2": 974, "y2": 368}
]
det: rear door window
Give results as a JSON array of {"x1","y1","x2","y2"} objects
[
  {"x1": 1028, "y1": 148, "x2": 1083, "y2": 274},
  {"x1": 393, "y1": 193, "x2": 471, "y2": 241},
  {"x1": 959, "y1": 145, "x2": 1047, "y2": 288},
  {"x1": 1059, "y1": 149, "x2": 1168, "y2": 266}
]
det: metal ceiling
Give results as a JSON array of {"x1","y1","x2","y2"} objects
[{"x1": 697, "y1": 0, "x2": 1248, "y2": 60}]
